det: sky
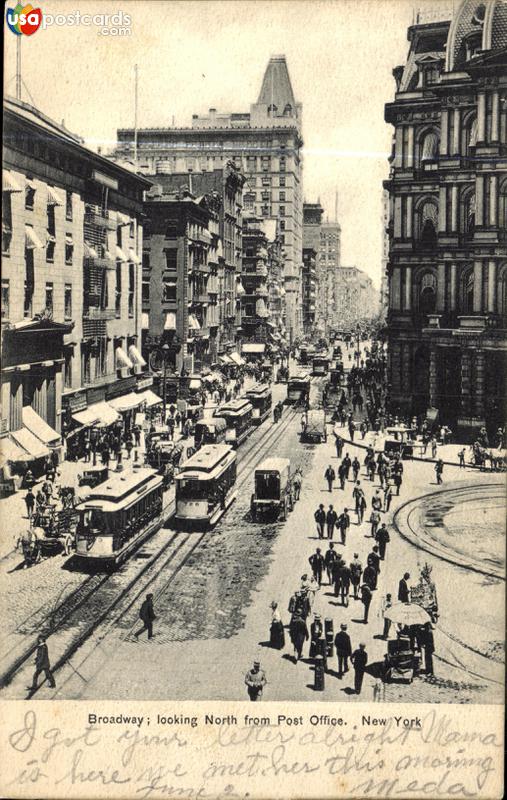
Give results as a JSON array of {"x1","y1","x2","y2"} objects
[{"x1": 4, "y1": 0, "x2": 449, "y2": 288}]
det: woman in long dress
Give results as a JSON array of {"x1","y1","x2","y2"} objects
[{"x1": 269, "y1": 601, "x2": 285, "y2": 649}]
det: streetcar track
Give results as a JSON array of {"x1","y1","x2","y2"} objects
[{"x1": 2, "y1": 398, "x2": 302, "y2": 697}]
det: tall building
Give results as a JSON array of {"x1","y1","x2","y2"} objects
[
  {"x1": 334, "y1": 266, "x2": 379, "y2": 326},
  {"x1": 114, "y1": 55, "x2": 304, "y2": 342},
  {"x1": 302, "y1": 202, "x2": 324, "y2": 335},
  {"x1": 2, "y1": 96, "x2": 150, "y2": 469},
  {"x1": 380, "y1": 189, "x2": 390, "y2": 318},
  {"x1": 319, "y1": 221, "x2": 342, "y2": 333},
  {"x1": 384, "y1": 0, "x2": 507, "y2": 438}
]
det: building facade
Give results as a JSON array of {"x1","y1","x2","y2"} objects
[
  {"x1": 2, "y1": 96, "x2": 150, "y2": 465},
  {"x1": 380, "y1": 188, "x2": 390, "y2": 318},
  {"x1": 334, "y1": 266, "x2": 379, "y2": 327},
  {"x1": 318, "y1": 221, "x2": 342, "y2": 333},
  {"x1": 302, "y1": 202, "x2": 324, "y2": 335},
  {"x1": 384, "y1": 0, "x2": 507, "y2": 437},
  {"x1": 114, "y1": 55, "x2": 304, "y2": 342}
]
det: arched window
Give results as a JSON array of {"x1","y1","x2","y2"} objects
[
  {"x1": 499, "y1": 179, "x2": 507, "y2": 232},
  {"x1": 418, "y1": 272, "x2": 437, "y2": 315},
  {"x1": 283, "y1": 104, "x2": 292, "y2": 116},
  {"x1": 419, "y1": 201, "x2": 438, "y2": 249},
  {"x1": 267, "y1": 104, "x2": 277, "y2": 116},
  {"x1": 498, "y1": 265, "x2": 507, "y2": 319},
  {"x1": 420, "y1": 132, "x2": 439, "y2": 163},
  {"x1": 462, "y1": 191, "x2": 476, "y2": 237},
  {"x1": 460, "y1": 268, "x2": 475, "y2": 314}
]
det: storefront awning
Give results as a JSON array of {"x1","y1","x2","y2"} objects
[
  {"x1": 242, "y1": 343, "x2": 266, "y2": 354},
  {"x1": 116, "y1": 346, "x2": 134, "y2": 369},
  {"x1": 141, "y1": 312, "x2": 150, "y2": 330},
  {"x1": 3, "y1": 170, "x2": 22, "y2": 193},
  {"x1": 188, "y1": 314, "x2": 201, "y2": 330},
  {"x1": 189, "y1": 378, "x2": 202, "y2": 390},
  {"x1": 229, "y1": 351, "x2": 245, "y2": 366},
  {"x1": 108, "y1": 392, "x2": 143, "y2": 413},
  {"x1": 116, "y1": 246, "x2": 128, "y2": 262},
  {"x1": 84, "y1": 242, "x2": 98, "y2": 258},
  {"x1": 22, "y1": 406, "x2": 61, "y2": 448},
  {"x1": 72, "y1": 401, "x2": 119, "y2": 429},
  {"x1": 0, "y1": 436, "x2": 29, "y2": 467},
  {"x1": 219, "y1": 354, "x2": 234, "y2": 364},
  {"x1": 128, "y1": 344, "x2": 147, "y2": 367},
  {"x1": 10, "y1": 427, "x2": 49, "y2": 460},
  {"x1": 137, "y1": 389, "x2": 163, "y2": 408},
  {"x1": 164, "y1": 311, "x2": 177, "y2": 330},
  {"x1": 25, "y1": 225, "x2": 44, "y2": 250},
  {"x1": 117, "y1": 212, "x2": 131, "y2": 226},
  {"x1": 128, "y1": 248, "x2": 141, "y2": 265},
  {"x1": 47, "y1": 186, "x2": 64, "y2": 206}
]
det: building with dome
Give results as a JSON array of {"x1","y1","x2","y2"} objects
[{"x1": 384, "y1": 0, "x2": 507, "y2": 439}]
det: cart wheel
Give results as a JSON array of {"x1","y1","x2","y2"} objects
[{"x1": 63, "y1": 535, "x2": 73, "y2": 556}]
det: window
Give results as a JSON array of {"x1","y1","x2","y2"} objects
[
  {"x1": 1, "y1": 279, "x2": 9, "y2": 320},
  {"x1": 280, "y1": 234, "x2": 285, "y2": 245},
  {"x1": 116, "y1": 226, "x2": 122, "y2": 246},
  {"x1": 165, "y1": 249, "x2": 177, "y2": 270},
  {"x1": 66, "y1": 190, "x2": 73, "y2": 221},
  {"x1": 163, "y1": 277, "x2": 177, "y2": 302},
  {"x1": 129, "y1": 221, "x2": 135, "y2": 238},
  {"x1": 25, "y1": 180, "x2": 35, "y2": 210},
  {"x1": 128, "y1": 263, "x2": 135, "y2": 317},
  {"x1": 279, "y1": 158, "x2": 286, "y2": 172},
  {"x1": 2, "y1": 193, "x2": 12, "y2": 254},
  {"x1": 63, "y1": 284, "x2": 72, "y2": 320},
  {"x1": 279, "y1": 206, "x2": 285, "y2": 217},
  {"x1": 280, "y1": 220, "x2": 286, "y2": 230},
  {"x1": 279, "y1": 176, "x2": 286, "y2": 187},
  {"x1": 142, "y1": 279, "x2": 150, "y2": 303},
  {"x1": 165, "y1": 224, "x2": 178, "y2": 238},
  {"x1": 420, "y1": 132, "x2": 439, "y2": 163},
  {"x1": 244, "y1": 193, "x2": 255, "y2": 211},
  {"x1": 82, "y1": 345, "x2": 91, "y2": 384},
  {"x1": 261, "y1": 191, "x2": 270, "y2": 201},
  {"x1": 45, "y1": 282, "x2": 54, "y2": 315},
  {"x1": 279, "y1": 191, "x2": 286, "y2": 201},
  {"x1": 461, "y1": 269, "x2": 474, "y2": 313},
  {"x1": 64, "y1": 350, "x2": 72, "y2": 389},
  {"x1": 65, "y1": 235, "x2": 73, "y2": 265},
  {"x1": 142, "y1": 251, "x2": 150, "y2": 270},
  {"x1": 115, "y1": 264, "x2": 122, "y2": 317},
  {"x1": 262, "y1": 177, "x2": 271, "y2": 186}
]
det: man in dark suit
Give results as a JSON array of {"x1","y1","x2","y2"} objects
[
  {"x1": 337, "y1": 508, "x2": 350, "y2": 545},
  {"x1": 308, "y1": 548, "x2": 325, "y2": 586},
  {"x1": 334, "y1": 623, "x2": 352, "y2": 678},
  {"x1": 31, "y1": 635, "x2": 56, "y2": 692},
  {"x1": 398, "y1": 572, "x2": 411, "y2": 603},
  {"x1": 324, "y1": 543, "x2": 339, "y2": 585},
  {"x1": 351, "y1": 642, "x2": 368, "y2": 694},
  {"x1": 135, "y1": 593, "x2": 156, "y2": 639},
  {"x1": 326, "y1": 505, "x2": 338, "y2": 539},
  {"x1": 338, "y1": 562, "x2": 351, "y2": 606},
  {"x1": 375, "y1": 524, "x2": 390, "y2": 560}
]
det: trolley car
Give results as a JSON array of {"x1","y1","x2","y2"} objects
[
  {"x1": 75, "y1": 466, "x2": 163, "y2": 567},
  {"x1": 312, "y1": 357, "x2": 329, "y2": 376},
  {"x1": 214, "y1": 398, "x2": 254, "y2": 447},
  {"x1": 250, "y1": 458, "x2": 294, "y2": 521},
  {"x1": 194, "y1": 417, "x2": 227, "y2": 449},
  {"x1": 174, "y1": 444, "x2": 237, "y2": 529},
  {"x1": 245, "y1": 384, "x2": 272, "y2": 425},
  {"x1": 287, "y1": 374, "x2": 311, "y2": 405}
]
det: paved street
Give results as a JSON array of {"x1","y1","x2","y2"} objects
[{"x1": 29, "y1": 368, "x2": 504, "y2": 705}]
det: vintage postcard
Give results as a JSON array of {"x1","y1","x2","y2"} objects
[{"x1": 0, "y1": 0, "x2": 505, "y2": 797}]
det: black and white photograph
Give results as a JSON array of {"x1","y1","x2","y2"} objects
[{"x1": 0, "y1": 0, "x2": 505, "y2": 796}]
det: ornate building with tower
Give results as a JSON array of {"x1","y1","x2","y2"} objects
[{"x1": 384, "y1": 0, "x2": 507, "y2": 438}]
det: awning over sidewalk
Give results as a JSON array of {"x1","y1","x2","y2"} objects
[
  {"x1": 242, "y1": 343, "x2": 266, "y2": 354},
  {"x1": 0, "y1": 437, "x2": 29, "y2": 467},
  {"x1": 229, "y1": 351, "x2": 245, "y2": 366},
  {"x1": 108, "y1": 392, "x2": 144, "y2": 413},
  {"x1": 72, "y1": 401, "x2": 119, "y2": 429},
  {"x1": 22, "y1": 406, "x2": 61, "y2": 448},
  {"x1": 219, "y1": 355, "x2": 234, "y2": 364},
  {"x1": 10, "y1": 427, "x2": 49, "y2": 460},
  {"x1": 128, "y1": 344, "x2": 147, "y2": 368},
  {"x1": 137, "y1": 389, "x2": 163, "y2": 408}
]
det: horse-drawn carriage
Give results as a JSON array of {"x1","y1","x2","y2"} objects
[{"x1": 18, "y1": 489, "x2": 78, "y2": 565}]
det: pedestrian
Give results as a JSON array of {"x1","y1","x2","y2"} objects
[
  {"x1": 381, "y1": 593, "x2": 393, "y2": 639},
  {"x1": 362, "y1": 562, "x2": 377, "y2": 592},
  {"x1": 30, "y1": 635, "x2": 56, "y2": 692},
  {"x1": 292, "y1": 469, "x2": 302, "y2": 501},
  {"x1": 352, "y1": 457, "x2": 360, "y2": 482},
  {"x1": 422, "y1": 622, "x2": 435, "y2": 675},
  {"x1": 324, "y1": 542, "x2": 338, "y2": 585},
  {"x1": 337, "y1": 508, "x2": 350, "y2": 545},
  {"x1": 338, "y1": 461, "x2": 347, "y2": 490},
  {"x1": 458, "y1": 448, "x2": 466, "y2": 468},
  {"x1": 335, "y1": 434, "x2": 344, "y2": 459},
  {"x1": 301, "y1": 574, "x2": 319, "y2": 608},
  {"x1": 24, "y1": 468, "x2": 35, "y2": 490},
  {"x1": 371, "y1": 490, "x2": 382, "y2": 512},
  {"x1": 326, "y1": 505, "x2": 338, "y2": 539},
  {"x1": 175, "y1": 411, "x2": 182, "y2": 431},
  {"x1": 431, "y1": 437, "x2": 437, "y2": 459},
  {"x1": 375, "y1": 523, "x2": 390, "y2": 560},
  {"x1": 435, "y1": 459, "x2": 444, "y2": 484},
  {"x1": 393, "y1": 471, "x2": 402, "y2": 495},
  {"x1": 350, "y1": 553, "x2": 363, "y2": 599},
  {"x1": 324, "y1": 464, "x2": 336, "y2": 492},
  {"x1": 360, "y1": 420, "x2": 368, "y2": 440},
  {"x1": 245, "y1": 661, "x2": 267, "y2": 701},
  {"x1": 125, "y1": 435, "x2": 133, "y2": 460},
  {"x1": 360, "y1": 584, "x2": 372, "y2": 624},
  {"x1": 269, "y1": 602, "x2": 285, "y2": 650},
  {"x1": 398, "y1": 572, "x2": 410, "y2": 603},
  {"x1": 334, "y1": 623, "x2": 352, "y2": 678},
  {"x1": 83, "y1": 439, "x2": 91, "y2": 463},
  {"x1": 24, "y1": 488, "x2": 35, "y2": 520},
  {"x1": 135, "y1": 593, "x2": 156, "y2": 639},
  {"x1": 309, "y1": 548, "x2": 325, "y2": 586},
  {"x1": 288, "y1": 590, "x2": 310, "y2": 620},
  {"x1": 348, "y1": 420, "x2": 355, "y2": 442},
  {"x1": 368, "y1": 546, "x2": 381, "y2": 577},
  {"x1": 332, "y1": 557, "x2": 343, "y2": 598},
  {"x1": 351, "y1": 642, "x2": 368, "y2": 694},
  {"x1": 369, "y1": 509, "x2": 381, "y2": 538},
  {"x1": 384, "y1": 484, "x2": 393, "y2": 512},
  {"x1": 343, "y1": 453, "x2": 351, "y2": 480},
  {"x1": 309, "y1": 614, "x2": 324, "y2": 658},
  {"x1": 289, "y1": 613, "x2": 309, "y2": 662},
  {"x1": 352, "y1": 482, "x2": 365, "y2": 522},
  {"x1": 314, "y1": 504, "x2": 326, "y2": 539},
  {"x1": 338, "y1": 561, "x2": 351, "y2": 606}
]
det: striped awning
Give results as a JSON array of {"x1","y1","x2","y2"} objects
[
  {"x1": 25, "y1": 225, "x2": 44, "y2": 249},
  {"x1": 128, "y1": 248, "x2": 141, "y2": 264},
  {"x1": 84, "y1": 242, "x2": 98, "y2": 258},
  {"x1": 164, "y1": 312, "x2": 177, "y2": 330},
  {"x1": 47, "y1": 186, "x2": 64, "y2": 206},
  {"x1": 188, "y1": 314, "x2": 201, "y2": 330},
  {"x1": 3, "y1": 170, "x2": 22, "y2": 192},
  {"x1": 117, "y1": 212, "x2": 131, "y2": 226},
  {"x1": 142, "y1": 312, "x2": 150, "y2": 329},
  {"x1": 116, "y1": 347, "x2": 134, "y2": 369},
  {"x1": 116, "y1": 246, "x2": 128, "y2": 262},
  {"x1": 128, "y1": 344, "x2": 146, "y2": 367}
]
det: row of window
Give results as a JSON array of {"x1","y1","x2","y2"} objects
[{"x1": 1, "y1": 277, "x2": 72, "y2": 321}]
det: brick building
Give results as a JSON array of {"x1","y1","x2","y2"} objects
[
  {"x1": 114, "y1": 55, "x2": 304, "y2": 342},
  {"x1": 302, "y1": 202, "x2": 324, "y2": 335},
  {"x1": 2, "y1": 96, "x2": 150, "y2": 468},
  {"x1": 384, "y1": 0, "x2": 507, "y2": 437},
  {"x1": 319, "y1": 221, "x2": 342, "y2": 334}
]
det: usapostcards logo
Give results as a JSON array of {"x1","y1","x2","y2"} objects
[{"x1": 6, "y1": 3, "x2": 42, "y2": 35}]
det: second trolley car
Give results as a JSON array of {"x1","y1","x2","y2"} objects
[
  {"x1": 287, "y1": 374, "x2": 311, "y2": 406},
  {"x1": 214, "y1": 398, "x2": 254, "y2": 447},
  {"x1": 245, "y1": 384, "x2": 272, "y2": 425},
  {"x1": 312, "y1": 356, "x2": 329, "y2": 376},
  {"x1": 74, "y1": 466, "x2": 164, "y2": 568},
  {"x1": 174, "y1": 444, "x2": 237, "y2": 529}
]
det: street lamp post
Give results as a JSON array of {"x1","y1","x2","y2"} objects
[{"x1": 161, "y1": 343, "x2": 170, "y2": 421}]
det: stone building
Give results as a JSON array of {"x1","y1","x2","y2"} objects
[
  {"x1": 2, "y1": 96, "x2": 150, "y2": 466},
  {"x1": 384, "y1": 0, "x2": 507, "y2": 437},
  {"x1": 380, "y1": 189, "x2": 390, "y2": 318},
  {"x1": 319, "y1": 221, "x2": 342, "y2": 333},
  {"x1": 114, "y1": 55, "x2": 303, "y2": 342},
  {"x1": 302, "y1": 202, "x2": 324, "y2": 335},
  {"x1": 334, "y1": 266, "x2": 379, "y2": 327}
]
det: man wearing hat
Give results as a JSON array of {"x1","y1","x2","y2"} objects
[
  {"x1": 245, "y1": 661, "x2": 267, "y2": 701},
  {"x1": 31, "y1": 634, "x2": 56, "y2": 693},
  {"x1": 350, "y1": 553, "x2": 363, "y2": 599},
  {"x1": 309, "y1": 548, "x2": 325, "y2": 586},
  {"x1": 334, "y1": 624, "x2": 352, "y2": 678},
  {"x1": 324, "y1": 542, "x2": 339, "y2": 585},
  {"x1": 135, "y1": 593, "x2": 156, "y2": 639},
  {"x1": 351, "y1": 642, "x2": 368, "y2": 695}
]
